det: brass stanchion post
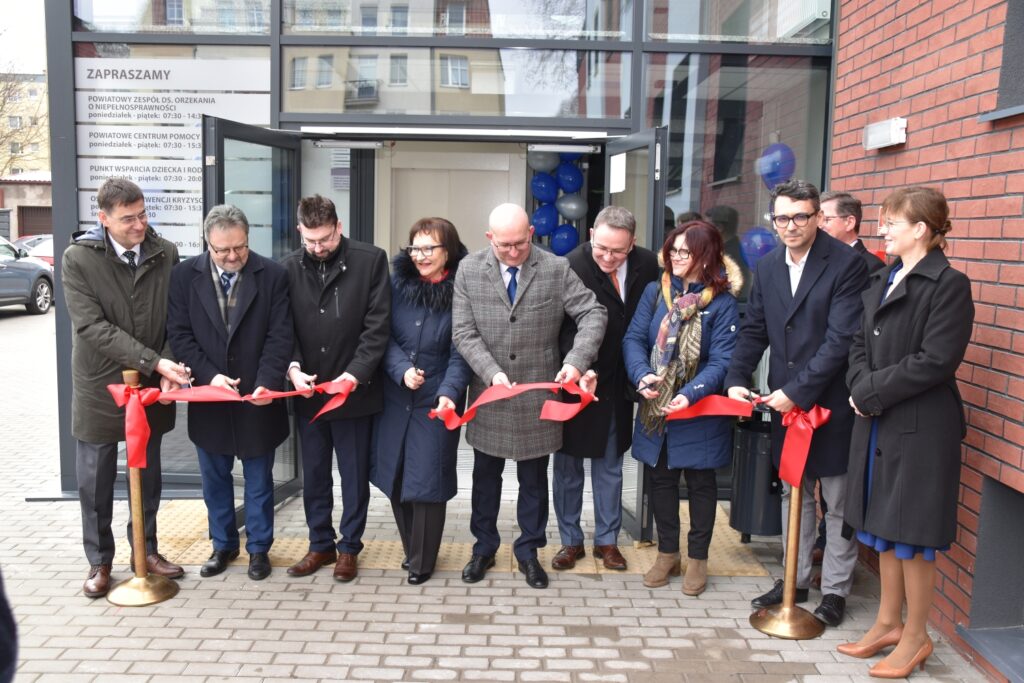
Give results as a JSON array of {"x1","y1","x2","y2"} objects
[
  {"x1": 107, "y1": 369, "x2": 179, "y2": 606},
  {"x1": 749, "y1": 477, "x2": 824, "y2": 639}
]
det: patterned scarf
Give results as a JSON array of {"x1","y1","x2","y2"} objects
[{"x1": 640, "y1": 271, "x2": 716, "y2": 434}]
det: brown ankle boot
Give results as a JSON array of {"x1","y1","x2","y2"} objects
[
  {"x1": 682, "y1": 558, "x2": 707, "y2": 596},
  {"x1": 643, "y1": 552, "x2": 681, "y2": 588}
]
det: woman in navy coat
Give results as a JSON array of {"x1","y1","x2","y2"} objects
[
  {"x1": 623, "y1": 220, "x2": 740, "y2": 596},
  {"x1": 371, "y1": 218, "x2": 471, "y2": 585},
  {"x1": 839, "y1": 188, "x2": 973, "y2": 678}
]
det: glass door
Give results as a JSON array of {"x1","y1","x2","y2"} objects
[
  {"x1": 605, "y1": 128, "x2": 667, "y2": 544},
  {"x1": 202, "y1": 115, "x2": 303, "y2": 513}
]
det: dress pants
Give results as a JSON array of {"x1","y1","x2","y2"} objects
[
  {"x1": 389, "y1": 457, "x2": 447, "y2": 575},
  {"x1": 76, "y1": 437, "x2": 162, "y2": 566},
  {"x1": 196, "y1": 448, "x2": 275, "y2": 553},
  {"x1": 781, "y1": 474, "x2": 857, "y2": 596},
  {"x1": 648, "y1": 447, "x2": 718, "y2": 559},
  {"x1": 297, "y1": 416, "x2": 371, "y2": 555},
  {"x1": 470, "y1": 449, "x2": 550, "y2": 562},
  {"x1": 552, "y1": 420, "x2": 623, "y2": 546}
]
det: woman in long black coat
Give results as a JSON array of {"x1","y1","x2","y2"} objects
[
  {"x1": 840, "y1": 187, "x2": 974, "y2": 679},
  {"x1": 370, "y1": 218, "x2": 471, "y2": 585}
]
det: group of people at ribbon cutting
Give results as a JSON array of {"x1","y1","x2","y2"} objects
[{"x1": 64, "y1": 175, "x2": 972, "y2": 679}]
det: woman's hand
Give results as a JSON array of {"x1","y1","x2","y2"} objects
[
  {"x1": 848, "y1": 395, "x2": 867, "y2": 417},
  {"x1": 662, "y1": 394, "x2": 690, "y2": 415},
  {"x1": 637, "y1": 373, "x2": 661, "y2": 400},
  {"x1": 404, "y1": 367, "x2": 425, "y2": 390},
  {"x1": 435, "y1": 396, "x2": 455, "y2": 412}
]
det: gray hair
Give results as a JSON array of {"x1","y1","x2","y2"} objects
[
  {"x1": 204, "y1": 204, "x2": 249, "y2": 237},
  {"x1": 820, "y1": 191, "x2": 863, "y2": 233},
  {"x1": 593, "y1": 205, "x2": 636, "y2": 235}
]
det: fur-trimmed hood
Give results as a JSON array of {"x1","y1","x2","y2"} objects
[
  {"x1": 723, "y1": 254, "x2": 744, "y2": 297},
  {"x1": 391, "y1": 243, "x2": 468, "y2": 312}
]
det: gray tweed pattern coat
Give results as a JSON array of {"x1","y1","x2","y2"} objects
[{"x1": 452, "y1": 246, "x2": 606, "y2": 460}]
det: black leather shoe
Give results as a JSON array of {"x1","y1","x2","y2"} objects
[
  {"x1": 407, "y1": 571, "x2": 432, "y2": 585},
  {"x1": 461, "y1": 554, "x2": 495, "y2": 583},
  {"x1": 518, "y1": 558, "x2": 549, "y2": 589},
  {"x1": 401, "y1": 558, "x2": 410, "y2": 571},
  {"x1": 200, "y1": 548, "x2": 239, "y2": 577},
  {"x1": 750, "y1": 579, "x2": 808, "y2": 608},
  {"x1": 813, "y1": 593, "x2": 846, "y2": 626},
  {"x1": 248, "y1": 552, "x2": 271, "y2": 581}
]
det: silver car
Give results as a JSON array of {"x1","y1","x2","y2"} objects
[{"x1": 0, "y1": 236, "x2": 54, "y2": 314}]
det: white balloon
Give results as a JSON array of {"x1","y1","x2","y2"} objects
[
  {"x1": 555, "y1": 193, "x2": 588, "y2": 220},
  {"x1": 527, "y1": 150, "x2": 559, "y2": 172}
]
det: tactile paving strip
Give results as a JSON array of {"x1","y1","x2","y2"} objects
[{"x1": 114, "y1": 500, "x2": 766, "y2": 576}]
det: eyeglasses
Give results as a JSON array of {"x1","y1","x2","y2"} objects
[
  {"x1": 771, "y1": 213, "x2": 815, "y2": 228},
  {"x1": 668, "y1": 248, "x2": 691, "y2": 260},
  {"x1": 405, "y1": 244, "x2": 444, "y2": 257},
  {"x1": 491, "y1": 238, "x2": 531, "y2": 252},
  {"x1": 114, "y1": 210, "x2": 148, "y2": 226},
  {"x1": 301, "y1": 231, "x2": 341, "y2": 249},
  {"x1": 820, "y1": 214, "x2": 848, "y2": 224},
  {"x1": 592, "y1": 241, "x2": 631, "y2": 257},
  {"x1": 209, "y1": 243, "x2": 249, "y2": 256}
]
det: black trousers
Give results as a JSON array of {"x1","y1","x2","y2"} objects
[
  {"x1": 389, "y1": 459, "x2": 447, "y2": 575},
  {"x1": 470, "y1": 450, "x2": 549, "y2": 562},
  {"x1": 648, "y1": 448, "x2": 718, "y2": 559}
]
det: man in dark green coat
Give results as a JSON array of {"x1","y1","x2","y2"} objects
[{"x1": 62, "y1": 177, "x2": 191, "y2": 599}]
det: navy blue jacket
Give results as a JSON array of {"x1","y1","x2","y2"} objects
[
  {"x1": 623, "y1": 276, "x2": 739, "y2": 470},
  {"x1": 724, "y1": 230, "x2": 869, "y2": 479},
  {"x1": 167, "y1": 251, "x2": 293, "y2": 458},
  {"x1": 370, "y1": 251, "x2": 472, "y2": 503}
]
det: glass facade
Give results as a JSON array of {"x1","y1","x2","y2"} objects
[
  {"x1": 646, "y1": 0, "x2": 831, "y2": 44},
  {"x1": 74, "y1": 0, "x2": 272, "y2": 33}
]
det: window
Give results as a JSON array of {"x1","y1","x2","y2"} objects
[
  {"x1": 445, "y1": 3, "x2": 466, "y2": 35},
  {"x1": 248, "y1": 3, "x2": 265, "y2": 28},
  {"x1": 391, "y1": 4, "x2": 408, "y2": 35},
  {"x1": 440, "y1": 55, "x2": 469, "y2": 87},
  {"x1": 165, "y1": 0, "x2": 184, "y2": 25},
  {"x1": 8, "y1": 116, "x2": 22, "y2": 129},
  {"x1": 317, "y1": 55, "x2": 334, "y2": 87},
  {"x1": 29, "y1": 143, "x2": 40, "y2": 152},
  {"x1": 30, "y1": 117, "x2": 37, "y2": 126},
  {"x1": 390, "y1": 54, "x2": 408, "y2": 85},
  {"x1": 27, "y1": 89, "x2": 38, "y2": 98},
  {"x1": 361, "y1": 4, "x2": 378, "y2": 33},
  {"x1": 290, "y1": 56, "x2": 308, "y2": 89},
  {"x1": 10, "y1": 142, "x2": 22, "y2": 154},
  {"x1": 296, "y1": 8, "x2": 315, "y2": 26},
  {"x1": 9, "y1": 168, "x2": 23, "y2": 175}
]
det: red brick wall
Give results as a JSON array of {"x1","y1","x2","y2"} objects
[{"x1": 831, "y1": 0, "x2": 1023, "y2": 678}]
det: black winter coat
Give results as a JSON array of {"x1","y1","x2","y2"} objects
[
  {"x1": 844, "y1": 249, "x2": 974, "y2": 548},
  {"x1": 558, "y1": 243, "x2": 660, "y2": 457},
  {"x1": 724, "y1": 230, "x2": 870, "y2": 479},
  {"x1": 282, "y1": 237, "x2": 391, "y2": 421},
  {"x1": 166, "y1": 252, "x2": 293, "y2": 458}
]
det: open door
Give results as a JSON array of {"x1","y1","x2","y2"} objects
[
  {"x1": 605, "y1": 128, "x2": 668, "y2": 544},
  {"x1": 202, "y1": 115, "x2": 303, "y2": 515}
]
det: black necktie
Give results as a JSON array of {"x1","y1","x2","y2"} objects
[
  {"x1": 219, "y1": 271, "x2": 235, "y2": 296},
  {"x1": 124, "y1": 250, "x2": 137, "y2": 272},
  {"x1": 507, "y1": 266, "x2": 518, "y2": 304}
]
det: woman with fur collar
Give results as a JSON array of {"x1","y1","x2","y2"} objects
[
  {"x1": 623, "y1": 220, "x2": 742, "y2": 596},
  {"x1": 370, "y1": 218, "x2": 471, "y2": 585}
]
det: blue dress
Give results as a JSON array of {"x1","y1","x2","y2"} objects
[{"x1": 856, "y1": 264, "x2": 948, "y2": 562}]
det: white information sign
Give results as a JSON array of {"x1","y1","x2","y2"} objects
[{"x1": 76, "y1": 124, "x2": 202, "y2": 158}]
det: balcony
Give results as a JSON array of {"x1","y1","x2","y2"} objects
[{"x1": 344, "y1": 79, "x2": 381, "y2": 106}]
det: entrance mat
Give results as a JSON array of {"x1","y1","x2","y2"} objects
[{"x1": 114, "y1": 500, "x2": 766, "y2": 577}]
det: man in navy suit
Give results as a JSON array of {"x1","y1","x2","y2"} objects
[
  {"x1": 725, "y1": 180, "x2": 869, "y2": 627},
  {"x1": 821, "y1": 191, "x2": 886, "y2": 274},
  {"x1": 167, "y1": 205, "x2": 294, "y2": 582}
]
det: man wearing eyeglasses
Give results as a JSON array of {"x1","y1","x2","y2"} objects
[
  {"x1": 167, "y1": 204, "x2": 294, "y2": 581},
  {"x1": 550, "y1": 206, "x2": 659, "y2": 572},
  {"x1": 281, "y1": 194, "x2": 390, "y2": 582},
  {"x1": 62, "y1": 177, "x2": 191, "y2": 598},
  {"x1": 452, "y1": 203, "x2": 606, "y2": 589},
  {"x1": 725, "y1": 179, "x2": 869, "y2": 628},
  {"x1": 820, "y1": 191, "x2": 886, "y2": 274}
]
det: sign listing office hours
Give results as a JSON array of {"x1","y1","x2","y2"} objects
[{"x1": 74, "y1": 57, "x2": 271, "y2": 257}]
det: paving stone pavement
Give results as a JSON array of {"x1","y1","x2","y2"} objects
[{"x1": 0, "y1": 308, "x2": 987, "y2": 682}]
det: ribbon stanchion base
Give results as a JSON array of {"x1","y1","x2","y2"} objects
[
  {"x1": 749, "y1": 605, "x2": 825, "y2": 640},
  {"x1": 106, "y1": 573, "x2": 179, "y2": 607}
]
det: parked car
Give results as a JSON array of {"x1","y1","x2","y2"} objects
[
  {"x1": 0, "y1": 236, "x2": 54, "y2": 314},
  {"x1": 26, "y1": 235, "x2": 54, "y2": 269},
  {"x1": 13, "y1": 234, "x2": 51, "y2": 252}
]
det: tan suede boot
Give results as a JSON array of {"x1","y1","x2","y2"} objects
[
  {"x1": 643, "y1": 552, "x2": 681, "y2": 588},
  {"x1": 682, "y1": 558, "x2": 707, "y2": 596}
]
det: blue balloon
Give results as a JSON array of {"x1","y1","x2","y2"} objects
[
  {"x1": 531, "y1": 204, "x2": 559, "y2": 237},
  {"x1": 740, "y1": 226, "x2": 777, "y2": 269},
  {"x1": 559, "y1": 152, "x2": 583, "y2": 162},
  {"x1": 550, "y1": 224, "x2": 579, "y2": 256},
  {"x1": 555, "y1": 162, "x2": 584, "y2": 193},
  {"x1": 755, "y1": 142, "x2": 797, "y2": 192},
  {"x1": 530, "y1": 172, "x2": 558, "y2": 203}
]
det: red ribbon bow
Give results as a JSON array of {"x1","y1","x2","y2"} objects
[
  {"x1": 428, "y1": 380, "x2": 595, "y2": 430},
  {"x1": 778, "y1": 405, "x2": 831, "y2": 486},
  {"x1": 107, "y1": 384, "x2": 163, "y2": 469}
]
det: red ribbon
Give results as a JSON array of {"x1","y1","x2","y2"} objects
[
  {"x1": 107, "y1": 384, "x2": 163, "y2": 469},
  {"x1": 778, "y1": 405, "x2": 831, "y2": 487},
  {"x1": 665, "y1": 394, "x2": 755, "y2": 421},
  {"x1": 310, "y1": 379, "x2": 356, "y2": 421},
  {"x1": 428, "y1": 380, "x2": 595, "y2": 430}
]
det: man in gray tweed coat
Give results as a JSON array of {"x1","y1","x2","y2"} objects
[{"x1": 452, "y1": 203, "x2": 606, "y2": 589}]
